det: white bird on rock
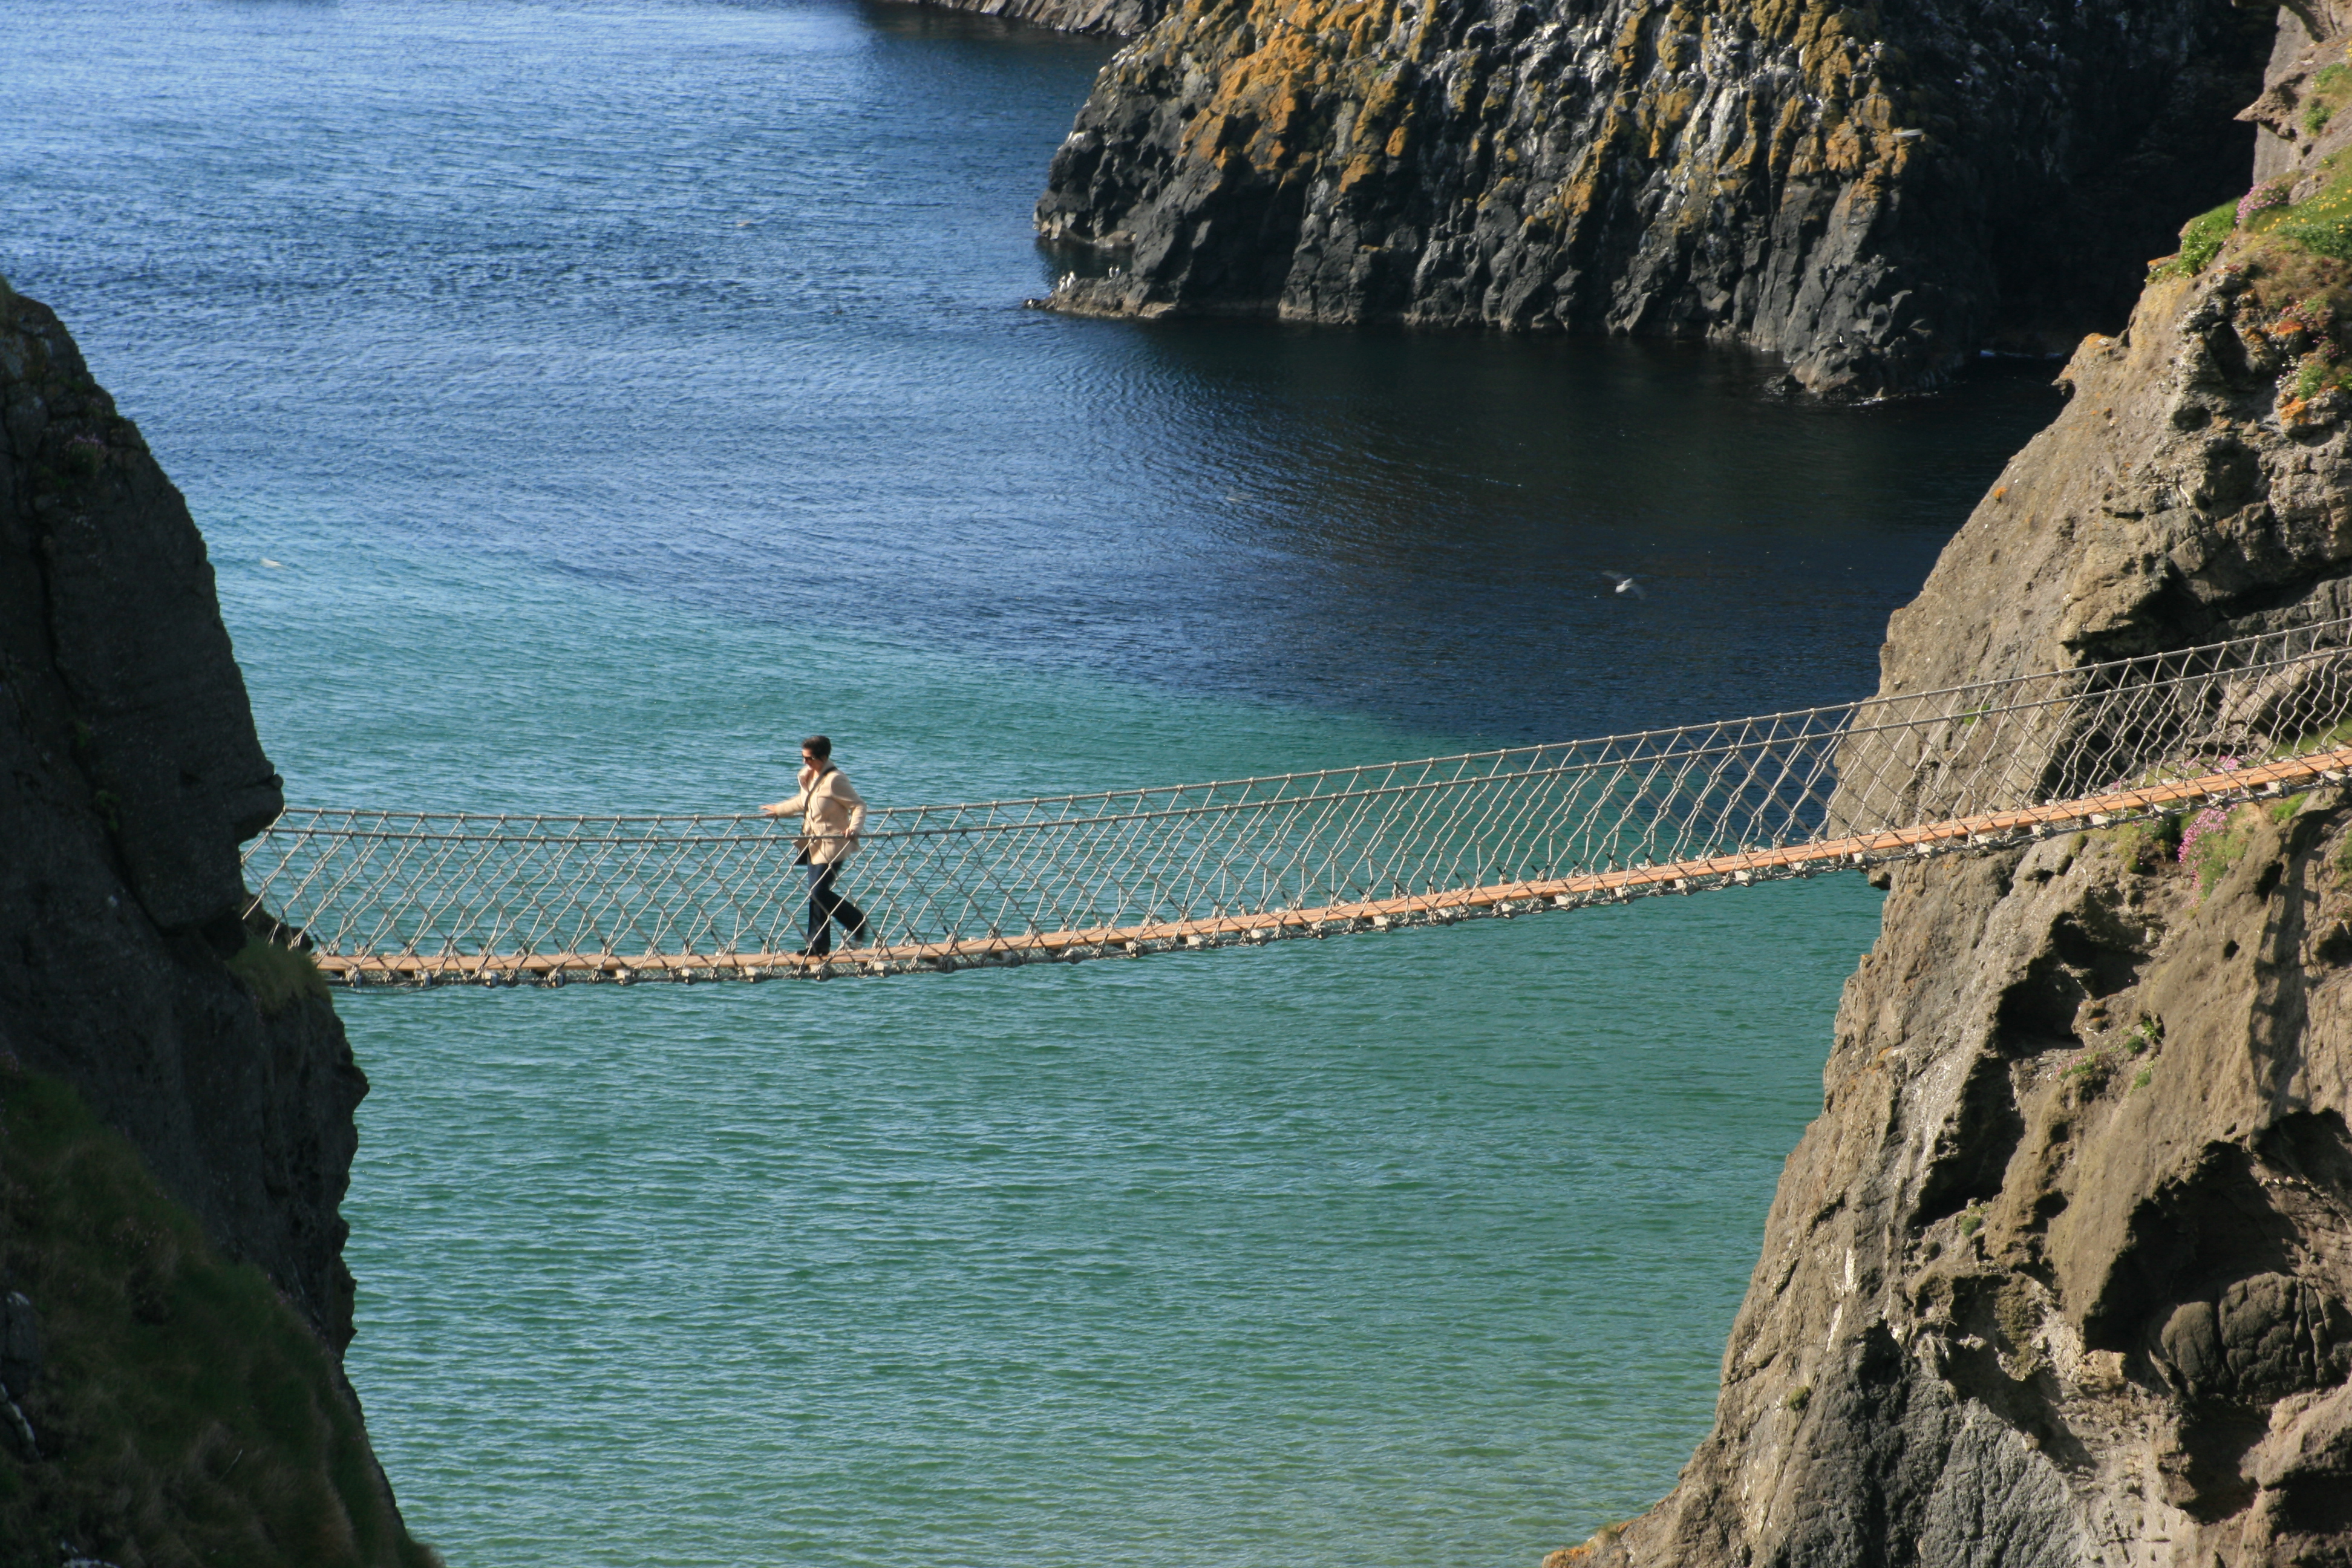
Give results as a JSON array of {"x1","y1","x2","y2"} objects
[{"x1": 1601, "y1": 571, "x2": 1645, "y2": 600}]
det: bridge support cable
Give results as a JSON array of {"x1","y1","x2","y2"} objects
[{"x1": 238, "y1": 618, "x2": 2352, "y2": 985}]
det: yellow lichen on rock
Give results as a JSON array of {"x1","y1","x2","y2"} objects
[{"x1": 1037, "y1": 0, "x2": 2265, "y2": 391}]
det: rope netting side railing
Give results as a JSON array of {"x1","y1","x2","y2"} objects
[{"x1": 240, "y1": 616, "x2": 2352, "y2": 984}]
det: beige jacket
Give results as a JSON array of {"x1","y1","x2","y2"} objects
[{"x1": 769, "y1": 764, "x2": 866, "y2": 864}]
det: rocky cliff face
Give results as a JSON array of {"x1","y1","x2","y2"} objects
[
  {"x1": 0, "y1": 283, "x2": 359, "y2": 1355},
  {"x1": 1578, "y1": 809, "x2": 2352, "y2": 1566},
  {"x1": 1033, "y1": 0, "x2": 2270, "y2": 395},
  {"x1": 1, "y1": 284, "x2": 423, "y2": 1563},
  {"x1": 895, "y1": 0, "x2": 1165, "y2": 38},
  {"x1": 1552, "y1": 11, "x2": 2352, "y2": 1565}
]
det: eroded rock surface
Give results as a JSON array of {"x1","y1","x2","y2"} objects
[
  {"x1": 1567, "y1": 807, "x2": 2352, "y2": 1566},
  {"x1": 1033, "y1": 0, "x2": 2269, "y2": 395},
  {"x1": 1550, "y1": 12, "x2": 2352, "y2": 1563}
]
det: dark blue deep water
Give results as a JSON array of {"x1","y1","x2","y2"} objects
[{"x1": 4, "y1": 1, "x2": 2062, "y2": 1562}]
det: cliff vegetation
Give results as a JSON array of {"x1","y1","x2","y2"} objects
[{"x1": 0, "y1": 1067, "x2": 432, "y2": 1568}]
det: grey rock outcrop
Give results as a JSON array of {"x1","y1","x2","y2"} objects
[
  {"x1": 890, "y1": 0, "x2": 1165, "y2": 36},
  {"x1": 2242, "y1": 2, "x2": 2352, "y2": 185},
  {"x1": 1550, "y1": 8, "x2": 2352, "y2": 1563},
  {"x1": 1033, "y1": 0, "x2": 2270, "y2": 396},
  {"x1": 1568, "y1": 806, "x2": 2352, "y2": 1565}
]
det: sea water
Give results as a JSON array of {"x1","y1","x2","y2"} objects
[{"x1": 1, "y1": 1, "x2": 2063, "y2": 1562}]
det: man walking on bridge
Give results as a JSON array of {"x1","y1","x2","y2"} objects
[{"x1": 762, "y1": 734, "x2": 869, "y2": 956}]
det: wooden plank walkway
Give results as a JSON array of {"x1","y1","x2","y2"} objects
[{"x1": 307, "y1": 746, "x2": 2352, "y2": 984}]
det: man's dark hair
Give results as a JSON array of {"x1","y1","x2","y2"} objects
[{"x1": 802, "y1": 734, "x2": 832, "y2": 762}]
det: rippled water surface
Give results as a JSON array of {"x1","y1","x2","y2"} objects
[{"x1": 5, "y1": 1, "x2": 2062, "y2": 1563}]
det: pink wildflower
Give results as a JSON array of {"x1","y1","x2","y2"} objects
[
  {"x1": 2178, "y1": 806, "x2": 2228, "y2": 863},
  {"x1": 2240, "y1": 177, "x2": 2296, "y2": 226},
  {"x1": 2177, "y1": 758, "x2": 2241, "y2": 864}
]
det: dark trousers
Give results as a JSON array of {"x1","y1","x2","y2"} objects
[{"x1": 805, "y1": 861, "x2": 867, "y2": 955}]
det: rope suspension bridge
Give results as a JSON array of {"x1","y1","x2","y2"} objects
[{"x1": 242, "y1": 619, "x2": 2352, "y2": 987}]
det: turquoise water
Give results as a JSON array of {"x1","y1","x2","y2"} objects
[
  {"x1": 2, "y1": 0, "x2": 2062, "y2": 1561},
  {"x1": 339, "y1": 892, "x2": 1869, "y2": 1567}
]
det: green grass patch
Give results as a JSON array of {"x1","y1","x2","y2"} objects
[
  {"x1": 2267, "y1": 170, "x2": 2352, "y2": 262},
  {"x1": 2229, "y1": 165, "x2": 2352, "y2": 345},
  {"x1": 225, "y1": 935, "x2": 329, "y2": 1015},
  {"x1": 2239, "y1": 244, "x2": 2352, "y2": 327},
  {"x1": 0, "y1": 1068, "x2": 437, "y2": 1567},
  {"x1": 2264, "y1": 714, "x2": 2352, "y2": 760},
  {"x1": 2309, "y1": 64, "x2": 2352, "y2": 137},
  {"x1": 2298, "y1": 355, "x2": 2351, "y2": 400},
  {"x1": 2105, "y1": 813, "x2": 2183, "y2": 872},
  {"x1": 2152, "y1": 200, "x2": 2238, "y2": 279},
  {"x1": 2063, "y1": 1048, "x2": 2118, "y2": 1094},
  {"x1": 2178, "y1": 201, "x2": 2237, "y2": 273},
  {"x1": 2190, "y1": 805, "x2": 2259, "y2": 892}
]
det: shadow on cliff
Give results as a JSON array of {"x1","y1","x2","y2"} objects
[
  {"x1": 1028, "y1": 0, "x2": 2273, "y2": 397},
  {"x1": 1, "y1": 281, "x2": 431, "y2": 1563}
]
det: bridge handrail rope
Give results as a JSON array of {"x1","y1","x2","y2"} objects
[{"x1": 241, "y1": 615, "x2": 2352, "y2": 985}]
